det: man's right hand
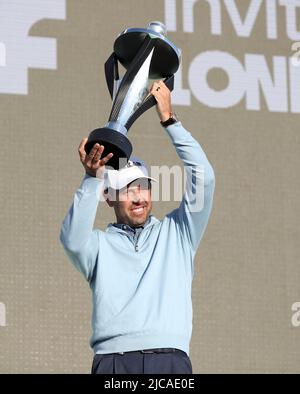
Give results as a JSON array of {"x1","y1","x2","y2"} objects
[{"x1": 78, "y1": 138, "x2": 114, "y2": 179}]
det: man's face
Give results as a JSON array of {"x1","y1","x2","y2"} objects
[{"x1": 106, "y1": 178, "x2": 152, "y2": 227}]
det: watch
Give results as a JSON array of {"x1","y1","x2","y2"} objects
[{"x1": 160, "y1": 112, "x2": 179, "y2": 127}]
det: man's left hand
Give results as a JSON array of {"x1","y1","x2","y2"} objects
[{"x1": 149, "y1": 80, "x2": 173, "y2": 122}]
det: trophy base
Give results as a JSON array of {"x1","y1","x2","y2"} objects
[{"x1": 85, "y1": 127, "x2": 133, "y2": 170}]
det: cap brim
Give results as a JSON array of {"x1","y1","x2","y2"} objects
[
  {"x1": 117, "y1": 176, "x2": 157, "y2": 190},
  {"x1": 105, "y1": 165, "x2": 157, "y2": 190}
]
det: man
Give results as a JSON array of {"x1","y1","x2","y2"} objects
[{"x1": 60, "y1": 80, "x2": 215, "y2": 374}]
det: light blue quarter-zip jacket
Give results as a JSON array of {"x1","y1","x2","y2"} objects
[{"x1": 60, "y1": 122, "x2": 215, "y2": 356}]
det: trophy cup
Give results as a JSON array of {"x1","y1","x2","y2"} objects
[{"x1": 84, "y1": 21, "x2": 181, "y2": 170}]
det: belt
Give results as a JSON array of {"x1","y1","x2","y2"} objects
[{"x1": 116, "y1": 348, "x2": 181, "y2": 355}]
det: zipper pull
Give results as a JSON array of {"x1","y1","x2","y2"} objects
[{"x1": 135, "y1": 243, "x2": 138, "y2": 252}]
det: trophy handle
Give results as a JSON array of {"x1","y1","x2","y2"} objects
[
  {"x1": 109, "y1": 35, "x2": 156, "y2": 123},
  {"x1": 104, "y1": 38, "x2": 175, "y2": 130},
  {"x1": 104, "y1": 52, "x2": 120, "y2": 101},
  {"x1": 124, "y1": 74, "x2": 174, "y2": 130}
]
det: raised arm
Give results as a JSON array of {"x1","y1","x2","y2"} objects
[
  {"x1": 59, "y1": 140, "x2": 113, "y2": 281},
  {"x1": 164, "y1": 122, "x2": 215, "y2": 252},
  {"x1": 150, "y1": 81, "x2": 215, "y2": 254}
]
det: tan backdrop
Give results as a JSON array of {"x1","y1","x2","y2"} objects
[{"x1": 0, "y1": 0, "x2": 300, "y2": 373}]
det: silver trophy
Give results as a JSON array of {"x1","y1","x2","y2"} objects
[{"x1": 85, "y1": 21, "x2": 181, "y2": 169}]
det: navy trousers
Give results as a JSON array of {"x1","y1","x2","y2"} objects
[{"x1": 91, "y1": 348, "x2": 193, "y2": 374}]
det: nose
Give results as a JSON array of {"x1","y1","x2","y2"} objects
[
  {"x1": 132, "y1": 190, "x2": 142, "y2": 202},
  {"x1": 129, "y1": 186, "x2": 143, "y2": 202}
]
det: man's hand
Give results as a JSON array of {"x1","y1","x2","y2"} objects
[
  {"x1": 149, "y1": 80, "x2": 173, "y2": 122},
  {"x1": 78, "y1": 139, "x2": 113, "y2": 179}
]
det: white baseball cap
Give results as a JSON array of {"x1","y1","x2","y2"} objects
[{"x1": 104, "y1": 156, "x2": 157, "y2": 191}]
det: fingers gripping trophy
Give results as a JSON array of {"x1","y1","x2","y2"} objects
[{"x1": 84, "y1": 21, "x2": 181, "y2": 170}]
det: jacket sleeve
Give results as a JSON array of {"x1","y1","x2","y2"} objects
[
  {"x1": 59, "y1": 174, "x2": 104, "y2": 282},
  {"x1": 164, "y1": 122, "x2": 215, "y2": 253}
]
